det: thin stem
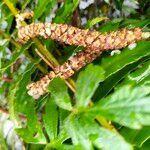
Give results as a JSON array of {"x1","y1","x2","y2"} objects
[
  {"x1": 33, "y1": 38, "x2": 59, "y2": 68},
  {"x1": 3, "y1": 0, "x2": 18, "y2": 16},
  {"x1": 35, "y1": 48, "x2": 55, "y2": 69},
  {"x1": 96, "y1": 116, "x2": 117, "y2": 132},
  {"x1": 0, "y1": 77, "x2": 13, "y2": 82}
]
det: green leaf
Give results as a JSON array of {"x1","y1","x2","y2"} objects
[
  {"x1": 94, "y1": 41, "x2": 150, "y2": 100},
  {"x1": 78, "y1": 115, "x2": 132, "y2": 150},
  {"x1": 90, "y1": 85, "x2": 150, "y2": 129},
  {"x1": 53, "y1": 144, "x2": 76, "y2": 150},
  {"x1": 75, "y1": 64, "x2": 105, "y2": 107},
  {"x1": 99, "y1": 19, "x2": 123, "y2": 32},
  {"x1": 21, "y1": 0, "x2": 32, "y2": 10},
  {"x1": 13, "y1": 60, "x2": 46, "y2": 144},
  {"x1": 34, "y1": 0, "x2": 56, "y2": 20},
  {"x1": 93, "y1": 57, "x2": 148, "y2": 100},
  {"x1": 115, "y1": 0, "x2": 124, "y2": 10},
  {"x1": 65, "y1": 115, "x2": 132, "y2": 150},
  {"x1": 43, "y1": 96, "x2": 58, "y2": 141},
  {"x1": 120, "y1": 19, "x2": 150, "y2": 28},
  {"x1": 45, "y1": 143, "x2": 76, "y2": 150},
  {"x1": 123, "y1": 60, "x2": 150, "y2": 86},
  {"x1": 53, "y1": 0, "x2": 80, "y2": 23},
  {"x1": 101, "y1": 41, "x2": 150, "y2": 78},
  {"x1": 0, "y1": 43, "x2": 32, "y2": 73},
  {"x1": 137, "y1": 139, "x2": 150, "y2": 150},
  {"x1": 7, "y1": 59, "x2": 39, "y2": 123},
  {"x1": 92, "y1": 127, "x2": 132, "y2": 150},
  {"x1": 64, "y1": 115, "x2": 93, "y2": 150},
  {"x1": 99, "y1": 19, "x2": 149, "y2": 32},
  {"x1": 75, "y1": 64, "x2": 105, "y2": 105},
  {"x1": 86, "y1": 17, "x2": 108, "y2": 29},
  {"x1": 45, "y1": 128, "x2": 70, "y2": 149},
  {"x1": 16, "y1": 100, "x2": 47, "y2": 144},
  {"x1": 120, "y1": 126, "x2": 150, "y2": 147},
  {"x1": 56, "y1": 128, "x2": 70, "y2": 144},
  {"x1": 48, "y1": 77, "x2": 72, "y2": 111}
]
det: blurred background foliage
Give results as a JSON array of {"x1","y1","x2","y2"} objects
[{"x1": 0, "y1": 0, "x2": 150, "y2": 150}]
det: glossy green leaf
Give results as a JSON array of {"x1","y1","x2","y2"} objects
[
  {"x1": 96, "y1": 58, "x2": 150, "y2": 100},
  {"x1": 15, "y1": 101, "x2": 47, "y2": 144},
  {"x1": 43, "y1": 96, "x2": 58, "y2": 141},
  {"x1": 34, "y1": 0, "x2": 57, "y2": 20},
  {"x1": 86, "y1": 17, "x2": 108, "y2": 28},
  {"x1": 120, "y1": 126, "x2": 150, "y2": 147},
  {"x1": 90, "y1": 85, "x2": 150, "y2": 129},
  {"x1": 64, "y1": 115, "x2": 93, "y2": 150},
  {"x1": 94, "y1": 41, "x2": 150, "y2": 100},
  {"x1": 45, "y1": 128, "x2": 70, "y2": 149},
  {"x1": 48, "y1": 77, "x2": 72, "y2": 111},
  {"x1": 99, "y1": 19, "x2": 149, "y2": 32},
  {"x1": 92, "y1": 127, "x2": 132, "y2": 150},
  {"x1": 139, "y1": 75, "x2": 150, "y2": 86},
  {"x1": 14, "y1": 60, "x2": 40, "y2": 114},
  {"x1": 98, "y1": 19, "x2": 123, "y2": 32},
  {"x1": 45, "y1": 143, "x2": 76, "y2": 150},
  {"x1": 120, "y1": 19, "x2": 150, "y2": 28},
  {"x1": 53, "y1": 0, "x2": 80, "y2": 23},
  {"x1": 93, "y1": 57, "x2": 148, "y2": 101},
  {"x1": 101, "y1": 41, "x2": 150, "y2": 78},
  {"x1": 7, "y1": 59, "x2": 39, "y2": 122},
  {"x1": 123, "y1": 60, "x2": 150, "y2": 85},
  {"x1": 8, "y1": 59, "x2": 46, "y2": 144},
  {"x1": 137, "y1": 139, "x2": 150, "y2": 150},
  {"x1": 75, "y1": 64, "x2": 105, "y2": 107},
  {"x1": 85, "y1": 119, "x2": 132, "y2": 150},
  {"x1": 53, "y1": 144, "x2": 76, "y2": 150},
  {"x1": 56, "y1": 128, "x2": 70, "y2": 144},
  {"x1": 16, "y1": 93, "x2": 46, "y2": 144},
  {"x1": 65, "y1": 115, "x2": 132, "y2": 150}
]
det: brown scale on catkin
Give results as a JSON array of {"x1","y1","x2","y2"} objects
[{"x1": 16, "y1": 12, "x2": 150, "y2": 99}]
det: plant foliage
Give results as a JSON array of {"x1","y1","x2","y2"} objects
[{"x1": 0, "y1": 0, "x2": 150, "y2": 149}]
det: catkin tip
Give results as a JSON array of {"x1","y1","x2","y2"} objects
[{"x1": 142, "y1": 32, "x2": 150, "y2": 39}]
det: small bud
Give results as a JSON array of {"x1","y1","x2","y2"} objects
[
  {"x1": 111, "y1": 50, "x2": 121, "y2": 56},
  {"x1": 142, "y1": 32, "x2": 150, "y2": 39},
  {"x1": 128, "y1": 43, "x2": 137, "y2": 50}
]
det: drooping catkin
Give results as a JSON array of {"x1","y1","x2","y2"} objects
[
  {"x1": 27, "y1": 48, "x2": 102, "y2": 99},
  {"x1": 18, "y1": 23, "x2": 143, "y2": 51},
  {"x1": 16, "y1": 12, "x2": 150, "y2": 99}
]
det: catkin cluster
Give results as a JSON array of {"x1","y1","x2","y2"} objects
[{"x1": 16, "y1": 13, "x2": 149, "y2": 99}]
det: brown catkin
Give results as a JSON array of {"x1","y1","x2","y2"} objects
[
  {"x1": 18, "y1": 23, "x2": 142, "y2": 51},
  {"x1": 17, "y1": 15, "x2": 149, "y2": 99},
  {"x1": 27, "y1": 48, "x2": 102, "y2": 99}
]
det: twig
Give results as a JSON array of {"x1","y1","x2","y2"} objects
[{"x1": 0, "y1": 77, "x2": 13, "y2": 83}]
